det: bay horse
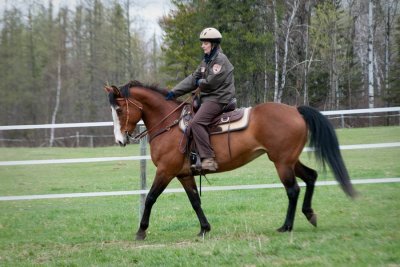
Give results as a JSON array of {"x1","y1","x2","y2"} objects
[{"x1": 105, "y1": 80, "x2": 356, "y2": 241}]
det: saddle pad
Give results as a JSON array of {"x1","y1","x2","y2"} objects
[{"x1": 179, "y1": 107, "x2": 251, "y2": 135}]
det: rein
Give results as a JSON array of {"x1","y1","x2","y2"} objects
[{"x1": 130, "y1": 96, "x2": 191, "y2": 141}]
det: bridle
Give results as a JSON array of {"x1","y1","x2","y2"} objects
[
  {"x1": 119, "y1": 98, "x2": 143, "y2": 140},
  {"x1": 117, "y1": 95, "x2": 191, "y2": 142}
]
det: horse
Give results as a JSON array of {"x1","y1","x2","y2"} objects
[{"x1": 104, "y1": 80, "x2": 356, "y2": 241}]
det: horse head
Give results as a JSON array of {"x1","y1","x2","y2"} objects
[{"x1": 104, "y1": 83, "x2": 143, "y2": 146}]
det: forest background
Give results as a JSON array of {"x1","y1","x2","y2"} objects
[{"x1": 0, "y1": 0, "x2": 399, "y2": 146}]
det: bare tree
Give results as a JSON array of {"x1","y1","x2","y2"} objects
[
  {"x1": 274, "y1": 0, "x2": 300, "y2": 103},
  {"x1": 49, "y1": 55, "x2": 62, "y2": 147},
  {"x1": 368, "y1": 0, "x2": 375, "y2": 108},
  {"x1": 273, "y1": 0, "x2": 280, "y2": 102},
  {"x1": 49, "y1": 8, "x2": 67, "y2": 147}
]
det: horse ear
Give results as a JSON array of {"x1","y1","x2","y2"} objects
[
  {"x1": 104, "y1": 85, "x2": 122, "y2": 97},
  {"x1": 111, "y1": 85, "x2": 121, "y2": 97}
]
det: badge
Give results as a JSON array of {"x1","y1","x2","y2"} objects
[
  {"x1": 212, "y1": 64, "x2": 222, "y2": 74},
  {"x1": 201, "y1": 67, "x2": 206, "y2": 73}
]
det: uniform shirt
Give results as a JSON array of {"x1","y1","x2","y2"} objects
[{"x1": 172, "y1": 50, "x2": 235, "y2": 104}]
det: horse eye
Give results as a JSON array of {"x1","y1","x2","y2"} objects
[{"x1": 115, "y1": 107, "x2": 122, "y2": 114}]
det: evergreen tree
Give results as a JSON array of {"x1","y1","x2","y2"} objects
[
  {"x1": 160, "y1": 0, "x2": 273, "y2": 105},
  {"x1": 388, "y1": 15, "x2": 400, "y2": 105},
  {"x1": 160, "y1": 0, "x2": 203, "y2": 87},
  {"x1": 0, "y1": 8, "x2": 32, "y2": 124}
]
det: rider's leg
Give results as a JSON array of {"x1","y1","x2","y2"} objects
[{"x1": 190, "y1": 101, "x2": 223, "y2": 170}]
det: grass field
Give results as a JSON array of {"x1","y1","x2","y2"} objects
[{"x1": 0, "y1": 126, "x2": 399, "y2": 266}]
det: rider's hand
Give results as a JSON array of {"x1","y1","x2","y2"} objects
[
  {"x1": 197, "y1": 79, "x2": 206, "y2": 87},
  {"x1": 165, "y1": 91, "x2": 175, "y2": 100}
]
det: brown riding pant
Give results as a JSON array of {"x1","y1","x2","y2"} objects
[{"x1": 190, "y1": 101, "x2": 224, "y2": 159}]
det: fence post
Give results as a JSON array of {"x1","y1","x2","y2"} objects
[
  {"x1": 76, "y1": 132, "x2": 80, "y2": 147},
  {"x1": 139, "y1": 126, "x2": 147, "y2": 224},
  {"x1": 341, "y1": 114, "x2": 345, "y2": 128}
]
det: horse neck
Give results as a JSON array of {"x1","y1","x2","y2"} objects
[{"x1": 131, "y1": 87, "x2": 181, "y2": 129}]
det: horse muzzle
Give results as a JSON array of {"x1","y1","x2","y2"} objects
[
  {"x1": 118, "y1": 140, "x2": 127, "y2": 147},
  {"x1": 115, "y1": 131, "x2": 130, "y2": 147}
]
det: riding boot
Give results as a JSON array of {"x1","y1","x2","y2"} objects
[{"x1": 201, "y1": 158, "x2": 218, "y2": 171}]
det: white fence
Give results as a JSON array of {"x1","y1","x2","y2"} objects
[
  {"x1": 0, "y1": 142, "x2": 399, "y2": 166},
  {"x1": 0, "y1": 107, "x2": 399, "y2": 205},
  {"x1": 1, "y1": 178, "x2": 400, "y2": 201},
  {"x1": 0, "y1": 107, "x2": 399, "y2": 147},
  {"x1": 1, "y1": 107, "x2": 399, "y2": 131}
]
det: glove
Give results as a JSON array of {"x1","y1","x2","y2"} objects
[
  {"x1": 165, "y1": 91, "x2": 175, "y2": 100},
  {"x1": 197, "y1": 79, "x2": 206, "y2": 86}
]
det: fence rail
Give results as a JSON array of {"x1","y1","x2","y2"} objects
[
  {"x1": 1, "y1": 107, "x2": 399, "y2": 131},
  {"x1": 0, "y1": 142, "x2": 399, "y2": 166},
  {"x1": 1, "y1": 178, "x2": 399, "y2": 201}
]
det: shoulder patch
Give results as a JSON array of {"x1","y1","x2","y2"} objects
[{"x1": 212, "y1": 64, "x2": 222, "y2": 74}]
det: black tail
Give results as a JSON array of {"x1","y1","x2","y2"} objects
[{"x1": 297, "y1": 106, "x2": 356, "y2": 198}]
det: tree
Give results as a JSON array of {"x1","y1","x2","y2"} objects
[
  {"x1": 309, "y1": 1, "x2": 346, "y2": 109},
  {"x1": 368, "y1": 0, "x2": 375, "y2": 108},
  {"x1": 388, "y1": 13, "x2": 400, "y2": 105},
  {"x1": 0, "y1": 8, "x2": 32, "y2": 125},
  {"x1": 160, "y1": 0, "x2": 272, "y2": 106},
  {"x1": 50, "y1": 8, "x2": 68, "y2": 147},
  {"x1": 274, "y1": 0, "x2": 300, "y2": 103},
  {"x1": 382, "y1": 0, "x2": 399, "y2": 105},
  {"x1": 160, "y1": 0, "x2": 202, "y2": 87}
]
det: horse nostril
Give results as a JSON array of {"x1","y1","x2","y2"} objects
[{"x1": 118, "y1": 141, "x2": 126, "y2": 147}]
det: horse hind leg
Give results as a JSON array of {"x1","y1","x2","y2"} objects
[
  {"x1": 295, "y1": 161, "x2": 318, "y2": 227},
  {"x1": 274, "y1": 162, "x2": 300, "y2": 232},
  {"x1": 178, "y1": 175, "x2": 211, "y2": 237}
]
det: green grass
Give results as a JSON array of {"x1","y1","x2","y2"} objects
[
  {"x1": 0, "y1": 126, "x2": 399, "y2": 266},
  {"x1": 0, "y1": 185, "x2": 399, "y2": 266}
]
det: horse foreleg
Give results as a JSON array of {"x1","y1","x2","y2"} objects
[
  {"x1": 295, "y1": 161, "x2": 318, "y2": 227},
  {"x1": 178, "y1": 175, "x2": 211, "y2": 237},
  {"x1": 275, "y1": 163, "x2": 300, "y2": 232},
  {"x1": 136, "y1": 174, "x2": 173, "y2": 241}
]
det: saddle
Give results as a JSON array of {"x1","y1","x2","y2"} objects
[
  {"x1": 177, "y1": 102, "x2": 251, "y2": 174},
  {"x1": 179, "y1": 105, "x2": 251, "y2": 135}
]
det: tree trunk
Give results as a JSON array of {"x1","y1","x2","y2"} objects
[
  {"x1": 368, "y1": 0, "x2": 374, "y2": 109},
  {"x1": 303, "y1": 1, "x2": 311, "y2": 105},
  {"x1": 126, "y1": 0, "x2": 134, "y2": 79},
  {"x1": 366, "y1": 0, "x2": 375, "y2": 126},
  {"x1": 277, "y1": 0, "x2": 299, "y2": 103},
  {"x1": 49, "y1": 55, "x2": 62, "y2": 147},
  {"x1": 273, "y1": 0, "x2": 280, "y2": 103}
]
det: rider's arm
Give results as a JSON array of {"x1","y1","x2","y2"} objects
[{"x1": 172, "y1": 66, "x2": 202, "y2": 97}]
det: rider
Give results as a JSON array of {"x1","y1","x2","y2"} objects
[{"x1": 165, "y1": 27, "x2": 236, "y2": 171}]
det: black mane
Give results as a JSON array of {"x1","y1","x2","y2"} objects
[
  {"x1": 108, "y1": 80, "x2": 170, "y2": 107},
  {"x1": 120, "y1": 80, "x2": 169, "y2": 97}
]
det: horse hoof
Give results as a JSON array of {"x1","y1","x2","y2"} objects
[
  {"x1": 197, "y1": 227, "x2": 210, "y2": 238},
  {"x1": 308, "y1": 214, "x2": 317, "y2": 227},
  {"x1": 277, "y1": 225, "x2": 292, "y2": 232},
  {"x1": 135, "y1": 231, "x2": 146, "y2": 241}
]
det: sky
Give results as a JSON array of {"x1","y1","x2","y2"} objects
[{"x1": 0, "y1": 0, "x2": 173, "y2": 40}]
